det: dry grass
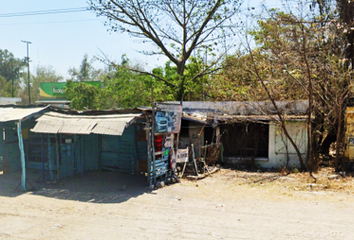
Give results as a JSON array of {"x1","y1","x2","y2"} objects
[
  {"x1": 218, "y1": 167, "x2": 354, "y2": 192},
  {"x1": 180, "y1": 167, "x2": 354, "y2": 201}
]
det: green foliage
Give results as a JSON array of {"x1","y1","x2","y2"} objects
[
  {"x1": 64, "y1": 80, "x2": 100, "y2": 110},
  {"x1": 0, "y1": 76, "x2": 12, "y2": 97},
  {"x1": 68, "y1": 54, "x2": 103, "y2": 82},
  {"x1": 98, "y1": 56, "x2": 152, "y2": 109},
  {"x1": 152, "y1": 57, "x2": 211, "y2": 101},
  {"x1": 90, "y1": 0, "x2": 242, "y2": 100},
  {"x1": 0, "y1": 49, "x2": 26, "y2": 97},
  {"x1": 24, "y1": 66, "x2": 64, "y2": 104}
]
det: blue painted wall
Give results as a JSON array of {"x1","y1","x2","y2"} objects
[
  {"x1": 82, "y1": 134, "x2": 99, "y2": 172},
  {"x1": 100, "y1": 125, "x2": 138, "y2": 174},
  {"x1": 1, "y1": 123, "x2": 21, "y2": 173}
]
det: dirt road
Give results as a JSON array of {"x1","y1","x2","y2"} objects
[{"x1": 1, "y1": 169, "x2": 354, "y2": 240}]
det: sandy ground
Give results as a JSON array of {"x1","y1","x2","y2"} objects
[{"x1": 1, "y1": 169, "x2": 354, "y2": 240}]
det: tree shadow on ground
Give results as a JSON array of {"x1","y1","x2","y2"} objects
[{"x1": 0, "y1": 170, "x2": 153, "y2": 204}]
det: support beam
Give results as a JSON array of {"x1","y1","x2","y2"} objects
[
  {"x1": 17, "y1": 120, "x2": 26, "y2": 191},
  {"x1": 48, "y1": 135, "x2": 53, "y2": 181},
  {"x1": 55, "y1": 134, "x2": 61, "y2": 181}
]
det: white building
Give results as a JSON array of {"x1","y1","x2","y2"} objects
[{"x1": 176, "y1": 101, "x2": 308, "y2": 169}]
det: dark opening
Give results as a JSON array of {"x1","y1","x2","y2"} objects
[
  {"x1": 221, "y1": 122, "x2": 269, "y2": 158},
  {"x1": 204, "y1": 126, "x2": 214, "y2": 144},
  {"x1": 179, "y1": 120, "x2": 190, "y2": 137}
]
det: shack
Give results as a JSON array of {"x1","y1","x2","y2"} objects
[
  {"x1": 28, "y1": 104, "x2": 182, "y2": 188},
  {"x1": 30, "y1": 110, "x2": 146, "y2": 177},
  {"x1": 0, "y1": 105, "x2": 49, "y2": 191},
  {"x1": 176, "y1": 101, "x2": 309, "y2": 169}
]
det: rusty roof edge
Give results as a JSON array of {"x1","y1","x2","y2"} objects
[{"x1": 166, "y1": 100, "x2": 309, "y2": 116}]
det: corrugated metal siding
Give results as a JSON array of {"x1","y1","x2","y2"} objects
[
  {"x1": 30, "y1": 118, "x2": 62, "y2": 134},
  {"x1": 60, "y1": 119, "x2": 95, "y2": 135},
  {"x1": 91, "y1": 120, "x2": 126, "y2": 136}
]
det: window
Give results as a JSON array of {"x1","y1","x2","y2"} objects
[{"x1": 221, "y1": 122, "x2": 269, "y2": 158}]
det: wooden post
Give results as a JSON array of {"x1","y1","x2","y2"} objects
[
  {"x1": 41, "y1": 133, "x2": 45, "y2": 182},
  {"x1": 192, "y1": 144, "x2": 198, "y2": 176},
  {"x1": 55, "y1": 134, "x2": 61, "y2": 181},
  {"x1": 2, "y1": 127, "x2": 6, "y2": 174},
  {"x1": 17, "y1": 120, "x2": 26, "y2": 191},
  {"x1": 134, "y1": 125, "x2": 139, "y2": 175},
  {"x1": 151, "y1": 85, "x2": 156, "y2": 185},
  {"x1": 146, "y1": 116, "x2": 152, "y2": 185}
]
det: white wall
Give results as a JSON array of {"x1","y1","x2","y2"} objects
[
  {"x1": 263, "y1": 121, "x2": 308, "y2": 169},
  {"x1": 185, "y1": 120, "x2": 308, "y2": 169}
]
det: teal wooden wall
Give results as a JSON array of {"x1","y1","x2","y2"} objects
[
  {"x1": 0, "y1": 125, "x2": 3, "y2": 171},
  {"x1": 81, "y1": 134, "x2": 99, "y2": 172},
  {"x1": 100, "y1": 125, "x2": 138, "y2": 174},
  {"x1": 1, "y1": 121, "x2": 146, "y2": 180},
  {"x1": 0, "y1": 122, "x2": 21, "y2": 173}
]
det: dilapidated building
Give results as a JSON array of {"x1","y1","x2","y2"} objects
[
  {"x1": 0, "y1": 104, "x2": 182, "y2": 191},
  {"x1": 175, "y1": 101, "x2": 309, "y2": 169}
]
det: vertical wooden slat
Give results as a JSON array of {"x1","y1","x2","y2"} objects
[
  {"x1": 55, "y1": 134, "x2": 61, "y2": 180},
  {"x1": 48, "y1": 135, "x2": 53, "y2": 180},
  {"x1": 2, "y1": 127, "x2": 6, "y2": 173},
  {"x1": 41, "y1": 133, "x2": 45, "y2": 182}
]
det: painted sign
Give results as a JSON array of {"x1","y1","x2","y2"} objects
[
  {"x1": 176, "y1": 148, "x2": 189, "y2": 163},
  {"x1": 164, "y1": 135, "x2": 174, "y2": 148},
  {"x1": 155, "y1": 103, "x2": 182, "y2": 133},
  {"x1": 39, "y1": 81, "x2": 101, "y2": 100}
]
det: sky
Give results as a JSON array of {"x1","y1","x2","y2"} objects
[
  {"x1": 1, "y1": 0, "x2": 167, "y2": 79},
  {"x1": 0, "y1": 0, "x2": 288, "y2": 80}
]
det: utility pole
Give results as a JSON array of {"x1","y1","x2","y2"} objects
[{"x1": 22, "y1": 40, "x2": 31, "y2": 105}]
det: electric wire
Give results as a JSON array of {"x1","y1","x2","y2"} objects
[
  {"x1": 0, "y1": 19, "x2": 99, "y2": 26},
  {"x1": 0, "y1": 7, "x2": 89, "y2": 18}
]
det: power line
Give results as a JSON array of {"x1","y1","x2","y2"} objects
[
  {"x1": 0, "y1": 7, "x2": 89, "y2": 18},
  {"x1": 0, "y1": 19, "x2": 99, "y2": 26}
]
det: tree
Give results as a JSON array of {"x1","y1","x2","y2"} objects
[
  {"x1": 337, "y1": 0, "x2": 354, "y2": 70},
  {"x1": 0, "y1": 49, "x2": 26, "y2": 97},
  {"x1": 217, "y1": 4, "x2": 351, "y2": 171},
  {"x1": 68, "y1": 54, "x2": 103, "y2": 82},
  {"x1": 0, "y1": 76, "x2": 12, "y2": 97},
  {"x1": 90, "y1": 0, "x2": 242, "y2": 101},
  {"x1": 64, "y1": 80, "x2": 100, "y2": 110},
  {"x1": 153, "y1": 57, "x2": 211, "y2": 101},
  {"x1": 98, "y1": 55, "x2": 153, "y2": 109}
]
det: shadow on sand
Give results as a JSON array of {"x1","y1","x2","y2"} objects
[{"x1": 0, "y1": 170, "x2": 152, "y2": 204}]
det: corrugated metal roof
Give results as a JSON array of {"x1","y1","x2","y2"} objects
[
  {"x1": 166, "y1": 100, "x2": 309, "y2": 116},
  {"x1": 182, "y1": 112, "x2": 308, "y2": 125},
  {"x1": 31, "y1": 111, "x2": 142, "y2": 136},
  {"x1": 0, "y1": 106, "x2": 49, "y2": 122},
  {"x1": 91, "y1": 119, "x2": 131, "y2": 136}
]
